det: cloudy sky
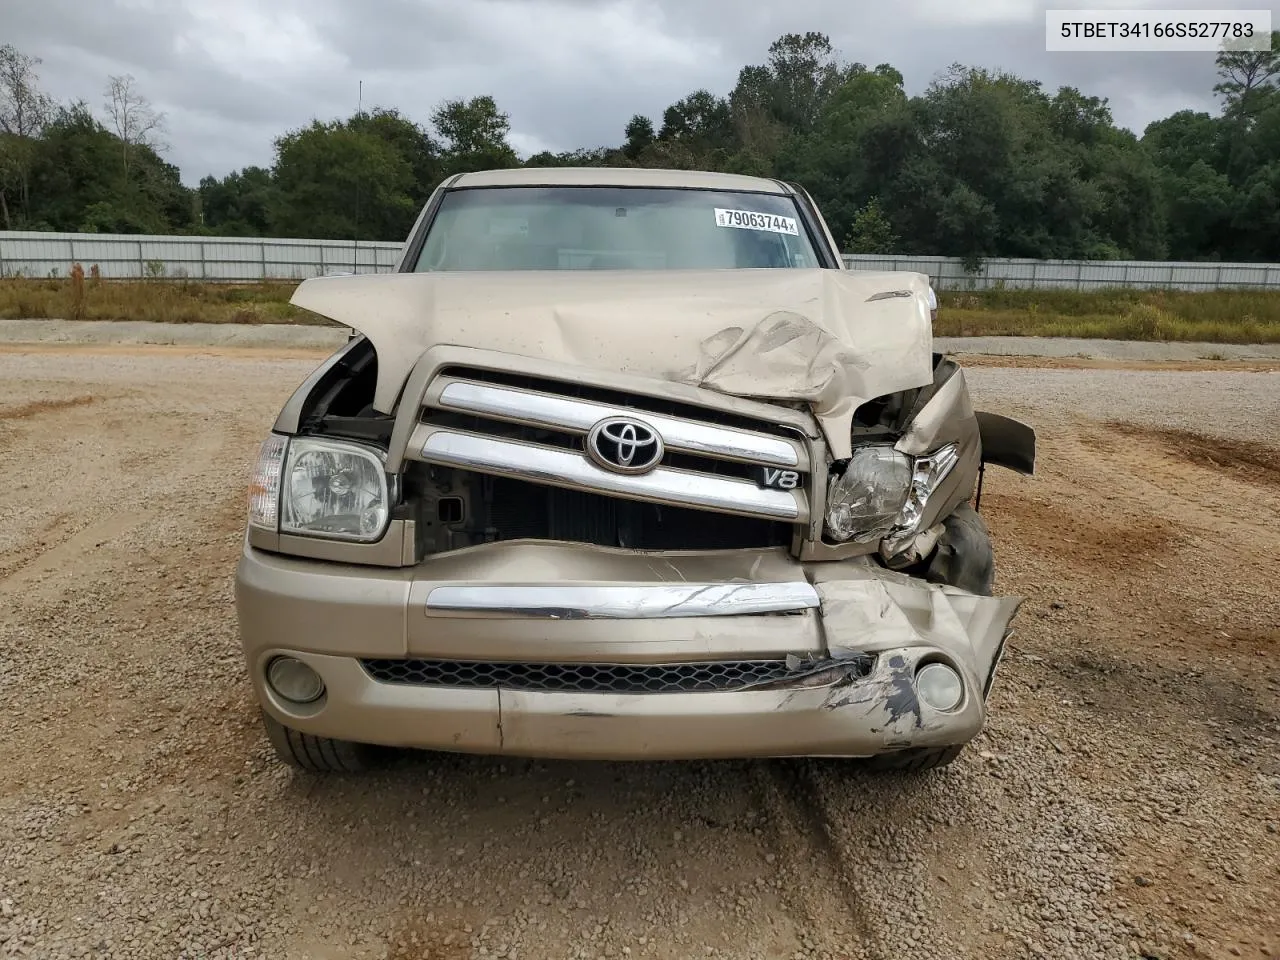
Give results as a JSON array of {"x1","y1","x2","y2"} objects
[{"x1": 5, "y1": 0, "x2": 1277, "y2": 185}]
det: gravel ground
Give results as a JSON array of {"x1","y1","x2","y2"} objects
[
  {"x1": 936, "y1": 336, "x2": 1280, "y2": 362},
  {"x1": 0, "y1": 346, "x2": 1277, "y2": 960},
  {"x1": 966, "y1": 367, "x2": 1280, "y2": 443}
]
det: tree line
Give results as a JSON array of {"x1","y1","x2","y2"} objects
[{"x1": 2, "y1": 33, "x2": 1278, "y2": 262}]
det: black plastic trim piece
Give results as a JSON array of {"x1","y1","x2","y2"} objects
[{"x1": 975, "y1": 412, "x2": 1036, "y2": 475}]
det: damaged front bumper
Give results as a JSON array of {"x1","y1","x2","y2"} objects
[{"x1": 235, "y1": 542, "x2": 1022, "y2": 761}]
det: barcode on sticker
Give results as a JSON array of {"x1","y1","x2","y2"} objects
[{"x1": 714, "y1": 208, "x2": 799, "y2": 236}]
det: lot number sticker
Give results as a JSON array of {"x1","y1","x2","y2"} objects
[{"x1": 714, "y1": 208, "x2": 799, "y2": 236}]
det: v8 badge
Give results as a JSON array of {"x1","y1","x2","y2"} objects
[{"x1": 756, "y1": 467, "x2": 801, "y2": 490}]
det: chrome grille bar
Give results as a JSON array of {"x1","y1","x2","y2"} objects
[
  {"x1": 409, "y1": 427, "x2": 806, "y2": 522},
  {"x1": 429, "y1": 378, "x2": 807, "y2": 469}
]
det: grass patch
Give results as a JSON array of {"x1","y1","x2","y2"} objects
[
  {"x1": 2, "y1": 279, "x2": 1279, "y2": 343},
  {"x1": 935, "y1": 289, "x2": 1280, "y2": 343},
  {"x1": 0, "y1": 278, "x2": 320, "y2": 325}
]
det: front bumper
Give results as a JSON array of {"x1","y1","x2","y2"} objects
[{"x1": 234, "y1": 540, "x2": 1022, "y2": 761}]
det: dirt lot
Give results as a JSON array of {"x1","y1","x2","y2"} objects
[{"x1": 0, "y1": 345, "x2": 1276, "y2": 960}]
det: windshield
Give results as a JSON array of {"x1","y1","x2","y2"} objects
[{"x1": 411, "y1": 186, "x2": 822, "y2": 271}]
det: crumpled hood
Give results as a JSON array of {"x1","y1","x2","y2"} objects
[{"x1": 290, "y1": 268, "x2": 935, "y2": 460}]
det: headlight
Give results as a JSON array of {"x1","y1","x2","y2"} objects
[
  {"x1": 247, "y1": 434, "x2": 288, "y2": 530},
  {"x1": 280, "y1": 437, "x2": 394, "y2": 542},
  {"x1": 825, "y1": 442, "x2": 961, "y2": 543},
  {"x1": 825, "y1": 445, "x2": 912, "y2": 542},
  {"x1": 898, "y1": 443, "x2": 960, "y2": 533}
]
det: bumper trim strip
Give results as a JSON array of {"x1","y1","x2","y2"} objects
[
  {"x1": 417, "y1": 429, "x2": 805, "y2": 522},
  {"x1": 425, "y1": 582, "x2": 821, "y2": 619}
]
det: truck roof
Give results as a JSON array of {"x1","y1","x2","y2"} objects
[{"x1": 447, "y1": 166, "x2": 795, "y2": 194}]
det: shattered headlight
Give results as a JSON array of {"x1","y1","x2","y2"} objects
[
  {"x1": 898, "y1": 443, "x2": 960, "y2": 533},
  {"x1": 825, "y1": 442, "x2": 960, "y2": 543},
  {"x1": 825, "y1": 445, "x2": 912, "y2": 542},
  {"x1": 247, "y1": 434, "x2": 395, "y2": 542}
]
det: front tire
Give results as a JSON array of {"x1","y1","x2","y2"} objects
[
  {"x1": 923, "y1": 503, "x2": 995, "y2": 596},
  {"x1": 859, "y1": 744, "x2": 965, "y2": 773},
  {"x1": 260, "y1": 711, "x2": 373, "y2": 773}
]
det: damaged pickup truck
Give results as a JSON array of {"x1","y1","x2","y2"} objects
[{"x1": 235, "y1": 167, "x2": 1036, "y2": 774}]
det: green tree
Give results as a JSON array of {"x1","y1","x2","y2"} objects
[
  {"x1": 0, "y1": 43, "x2": 56, "y2": 227},
  {"x1": 760, "y1": 32, "x2": 853, "y2": 133},
  {"x1": 270, "y1": 117, "x2": 417, "y2": 240},
  {"x1": 1213, "y1": 32, "x2": 1280, "y2": 120},
  {"x1": 775, "y1": 64, "x2": 908, "y2": 237},
  {"x1": 717, "y1": 32, "x2": 861, "y2": 175},
  {"x1": 1144, "y1": 110, "x2": 1243, "y2": 258},
  {"x1": 1143, "y1": 110, "x2": 1225, "y2": 173},
  {"x1": 432, "y1": 95, "x2": 519, "y2": 175},
  {"x1": 893, "y1": 66, "x2": 1121, "y2": 260},
  {"x1": 25, "y1": 102, "x2": 124, "y2": 230},
  {"x1": 524, "y1": 146, "x2": 621, "y2": 168},
  {"x1": 1230, "y1": 160, "x2": 1280, "y2": 259},
  {"x1": 349, "y1": 107, "x2": 443, "y2": 202},
  {"x1": 1226, "y1": 72, "x2": 1280, "y2": 259},
  {"x1": 656, "y1": 89, "x2": 734, "y2": 167},
  {"x1": 1210, "y1": 33, "x2": 1280, "y2": 198},
  {"x1": 1048, "y1": 86, "x2": 1114, "y2": 145},
  {"x1": 634, "y1": 137, "x2": 702, "y2": 170},
  {"x1": 1158, "y1": 159, "x2": 1235, "y2": 258},
  {"x1": 622, "y1": 115, "x2": 655, "y2": 160},
  {"x1": 22, "y1": 101, "x2": 191, "y2": 234},
  {"x1": 1083, "y1": 137, "x2": 1167, "y2": 259},
  {"x1": 198, "y1": 166, "x2": 275, "y2": 235},
  {"x1": 844, "y1": 197, "x2": 898, "y2": 253},
  {"x1": 726, "y1": 65, "x2": 786, "y2": 168}
]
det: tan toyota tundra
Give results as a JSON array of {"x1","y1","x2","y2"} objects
[{"x1": 235, "y1": 167, "x2": 1035, "y2": 774}]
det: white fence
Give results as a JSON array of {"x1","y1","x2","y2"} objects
[
  {"x1": 842, "y1": 253, "x2": 1280, "y2": 291},
  {"x1": 2, "y1": 230, "x2": 1278, "y2": 290},
  {"x1": 0, "y1": 231, "x2": 402, "y2": 280}
]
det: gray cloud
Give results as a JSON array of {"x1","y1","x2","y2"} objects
[{"x1": 4, "y1": 0, "x2": 1275, "y2": 185}]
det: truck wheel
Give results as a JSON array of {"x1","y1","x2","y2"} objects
[
  {"x1": 924, "y1": 504, "x2": 995, "y2": 596},
  {"x1": 860, "y1": 744, "x2": 965, "y2": 773},
  {"x1": 260, "y1": 711, "x2": 373, "y2": 773}
]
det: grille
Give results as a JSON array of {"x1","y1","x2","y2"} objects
[
  {"x1": 484, "y1": 476, "x2": 792, "y2": 549},
  {"x1": 423, "y1": 410, "x2": 763, "y2": 483},
  {"x1": 414, "y1": 367, "x2": 814, "y2": 547},
  {"x1": 360, "y1": 658, "x2": 828, "y2": 693},
  {"x1": 439, "y1": 366, "x2": 804, "y2": 440}
]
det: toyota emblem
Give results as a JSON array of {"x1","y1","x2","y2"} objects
[{"x1": 586, "y1": 417, "x2": 664, "y2": 474}]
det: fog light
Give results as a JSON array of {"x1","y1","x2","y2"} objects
[
  {"x1": 266, "y1": 656, "x2": 324, "y2": 704},
  {"x1": 916, "y1": 662, "x2": 963, "y2": 711}
]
